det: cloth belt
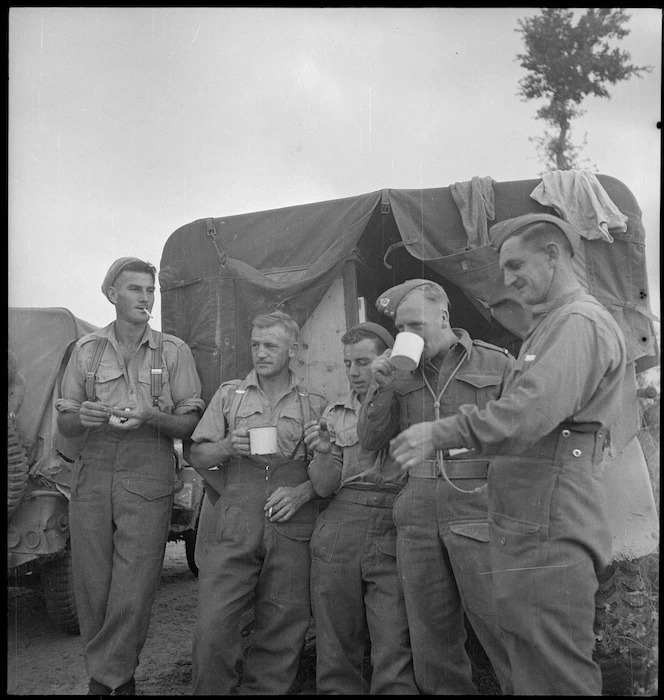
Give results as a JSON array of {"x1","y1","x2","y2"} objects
[
  {"x1": 334, "y1": 487, "x2": 399, "y2": 508},
  {"x1": 408, "y1": 458, "x2": 489, "y2": 480},
  {"x1": 525, "y1": 425, "x2": 608, "y2": 465}
]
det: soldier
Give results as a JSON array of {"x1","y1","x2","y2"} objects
[
  {"x1": 56, "y1": 257, "x2": 205, "y2": 695},
  {"x1": 304, "y1": 322, "x2": 418, "y2": 695},
  {"x1": 391, "y1": 214, "x2": 627, "y2": 695},
  {"x1": 358, "y1": 279, "x2": 514, "y2": 695},
  {"x1": 188, "y1": 310, "x2": 327, "y2": 695}
]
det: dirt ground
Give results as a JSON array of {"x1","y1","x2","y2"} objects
[
  {"x1": 7, "y1": 542, "x2": 202, "y2": 695},
  {"x1": 7, "y1": 535, "x2": 656, "y2": 696},
  {"x1": 6, "y1": 540, "x2": 497, "y2": 696},
  {"x1": 7, "y1": 540, "x2": 320, "y2": 697}
]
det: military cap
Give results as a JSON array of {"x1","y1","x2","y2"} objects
[
  {"x1": 346, "y1": 321, "x2": 394, "y2": 349},
  {"x1": 489, "y1": 213, "x2": 580, "y2": 257},
  {"x1": 101, "y1": 257, "x2": 151, "y2": 300},
  {"x1": 375, "y1": 279, "x2": 443, "y2": 318}
]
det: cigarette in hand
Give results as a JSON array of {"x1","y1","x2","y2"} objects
[{"x1": 268, "y1": 507, "x2": 273, "y2": 518}]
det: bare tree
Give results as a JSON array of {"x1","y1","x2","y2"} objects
[{"x1": 516, "y1": 8, "x2": 652, "y2": 171}]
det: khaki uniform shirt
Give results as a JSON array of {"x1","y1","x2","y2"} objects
[
  {"x1": 192, "y1": 369, "x2": 326, "y2": 461},
  {"x1": 56, "y1": 322, "x2": 205, "y2": 417},
  {"x1": 430, "y1": 290, "x2": 627, "y2": 454},
  {"x1": 308, "y1": 391, "x2": 407, "y2": 497}
]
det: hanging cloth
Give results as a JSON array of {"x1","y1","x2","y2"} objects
[{"x1": 450, "y1": 176, "x2": 496, "y2": 249}]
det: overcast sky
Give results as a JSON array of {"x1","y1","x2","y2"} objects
[{"x1": 8, "y1": 7, "x2": 662, "y2": 328}]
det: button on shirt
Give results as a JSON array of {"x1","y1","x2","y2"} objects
[
  {"x1": 56, "y1": 323, "x2": 205, "y2": 417},
  {"x1": 191, "y1": 370, "x2": 326, "y2": 461},
  {"x1": 309, "y1": 391, "x2": 406, "y2": 497},
  {"x1": 430, "y1": 290, "x2": 627, "y2": 455}
]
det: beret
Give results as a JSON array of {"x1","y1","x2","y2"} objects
[
  {"x1": 489, "y1": 213, "x2": 580, "y2": 257},
  {"x1": 347, "y1": 321, "x2": 394, "y2": 348},
  {"x1": 375, "y1": 279, "x2": 437, "y2": 318},
  {"x1": 101, "y1": 257, "x2": 149, "y2": 299}
]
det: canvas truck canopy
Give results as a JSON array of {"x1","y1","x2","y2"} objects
[
  {"x1": 160, "y1": 173, "x2": 659, "y2": 560},
  {"x1": 160, "y1": 172, "x2": 658, "y2": 406},
  {"x1": 8, "y1": 307, "x2": 98, "y2": 472}
]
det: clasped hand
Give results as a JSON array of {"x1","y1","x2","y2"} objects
[{"x1": 79, "y1": 397, "x2": 155, "y2": 431}]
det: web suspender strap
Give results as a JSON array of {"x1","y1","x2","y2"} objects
[
  {"x1": 150, "y1": 332, "x2": 163, "y2": 407},
  {"x1": 85, "y1": 338, "x2": 109, "y2": 402},
  {"x1": 288, "y1": 390, "x2": 311, "y2": 461},
  {"x1": 227, "y1": 380, "x2": 311, "y2": 461}
]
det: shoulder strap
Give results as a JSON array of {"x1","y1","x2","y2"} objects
[
  {"x1": 150, "y1": 332, "x2": 164, "y2": 407},
  {"x1": 85, "y1": 338, "x2": 109, "y2": 402},
  {"x1": 227, "y1": 377, "x2": 251, "y2": 433}
]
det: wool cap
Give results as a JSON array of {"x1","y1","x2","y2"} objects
[
  {"x1": 375, "y1": 279, "x2": 442, "y2": 318},
  {"x1": 489, "y1": 213, "x2": 581, "y2": 257},
  {"x1": 346, "y1": 321, "x2": 394, "y2": 349},
  {"x1": 101, "y1": 257, "x2": 150, "y2": 300}
]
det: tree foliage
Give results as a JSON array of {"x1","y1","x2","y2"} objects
[{"x1": 516, "y1": 8, "x2": 652, "y2": 171}]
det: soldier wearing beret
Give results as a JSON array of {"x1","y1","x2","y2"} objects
[
  {"x1": 304, "y1": 323, "x2": 418, "y2": 694},
  {"x1": 390, "y1": 214, "x2": 627, "y2": 695},
  {"x1": 358, "y1": 280, "x2": 514, "y2": 694},
  {"x1": 56, "y1": 257, "x2": 205, "y2": 695}
]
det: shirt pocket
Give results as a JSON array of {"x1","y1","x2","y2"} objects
[
  {"x1": 453, "y1": 373, "x2": 503, "y2": 409},
  {"x1": 449, "y1": 520, "x2": 490, "y2": 542},
  {"x1": 276, "y1": 403, "x2": 305, "y2": 451},
  {"x1": 94, "y1": 367, "x2": 124, "y2": 404},
  {"x1": 234, "y1": 401, "x2": 265, "y2": 432},
  {"x1": 333, "y1": 425, "x2": 359, "y2": 449}
]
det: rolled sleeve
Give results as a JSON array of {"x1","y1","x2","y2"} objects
[
  {"x1": 169, "y1": 343, "x2": 205, "y2": 415},
  {"x1": 191, "y1": 385, "x2": 230, "y2": 444},
  {"x1": 307, "y1": 405, "x2": 343, "y2": 497},
  {"x1": 55, "y1": 346, "x2": 87, "y2": 413}
]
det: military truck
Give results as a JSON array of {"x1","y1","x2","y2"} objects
[
  {"x1": 7, "y1": 307, "x2": 96, "y2": 634},
  {"x1": 159, "y1": 173, "x2": 659, "y2": 693},
  {"x1": 7, "y1": 307, "x2": 205, "y2": 635}
]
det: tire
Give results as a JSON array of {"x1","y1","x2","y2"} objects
[
  {"x1": 593, "y1": 557, "x2": 657, "y2": 695},
  {"x1": 183, "y1": 528, "x2": 198, "y2": 577},
  {"x1": 42, "y1": 546, "x2": 80, "y2": 635},
  {"x1": 7, "y1": 417, "x2": 30, "y2": 518}
]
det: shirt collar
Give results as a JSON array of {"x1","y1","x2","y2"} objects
[
  {"x1": 426, "y1": 328, "x2": 472, "y2": 370},
  {"x1": 529, "y1": 288, "x2": 587, "y2": 331},
  {"x1": 244, "y1": 368, "x2": 303, "y2": 391},
  {"x1": 105, "y1": 322, "x2": 156, "y2": 348}
]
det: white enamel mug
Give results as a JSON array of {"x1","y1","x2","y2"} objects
[
  {"x1": 248, "y1": 426, "x2": 278, "y2": 455},
  {"x1": 390, "y1": 332, "x2": 424, "y2": 371}
]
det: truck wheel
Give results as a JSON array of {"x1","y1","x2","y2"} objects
[
  {"x1": 183, "y1": 529, "x2": 198, "y2": 577},
  {"x1": 7, "y1": 417, "x2": 30, "y2": 518},
  {"x1": 594, "y1": 557, "x2": 657, "y2": 695},
  {"x1": 42, "y1": 546, "x2": 80, "y2": 635}
]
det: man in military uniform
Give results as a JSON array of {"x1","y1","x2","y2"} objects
[
  {"x1": 188, "y1": 310, "x2": 327, "y2": 695},
  {"x1": 56, "y1": 257, "x2": 205, "y2": 695},
  {"x1": 358, "y1": 279, "x2": 514, "y2": 695},
  {"x1": 304, "y1": 322, "x2": 418, "y2": 695},
  {"x1": 391, "y1": 214, "x2": 627, "y2": 695}
]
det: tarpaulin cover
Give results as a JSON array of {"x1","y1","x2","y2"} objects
[
  {"x1": 8, "y1": 307, "x2": 98, "y2": 466},
  {"x1": 160, "y1": 175, "x2": 658, "y2": 404}
]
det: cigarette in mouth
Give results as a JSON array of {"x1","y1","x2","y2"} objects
[{"x1": 141, "y1": 309, "x2": 153, "y2": 318}]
